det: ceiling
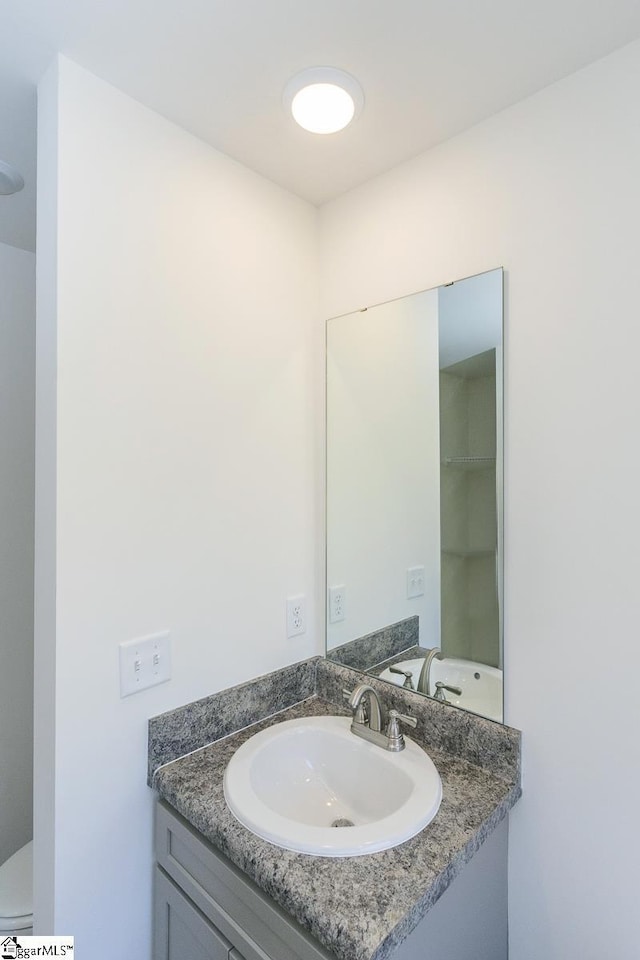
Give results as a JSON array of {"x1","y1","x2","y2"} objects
[{"x1": 2, "y1": 0, "x2": 640, "y2": 253}]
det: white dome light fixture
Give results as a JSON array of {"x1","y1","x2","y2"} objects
[
  {"x1": 284, "y1": 67, "x2": 364, "y2": 135},
  {"x1": 0, "y1": 159, "x2": 24, "y2": 196}
]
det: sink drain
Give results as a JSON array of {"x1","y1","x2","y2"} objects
[{"x1": 331, "y1": 818, "x2": 355, "y2": 828}]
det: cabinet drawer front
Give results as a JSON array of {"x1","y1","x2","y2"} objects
[
  {"x1": 154, "y1": 866, "x2": 233, "y2": 960},
  {"x1": 156, "y1": 801, "x2": 334, "y2": 960}
]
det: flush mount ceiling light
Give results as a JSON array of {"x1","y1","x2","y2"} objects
[
  {"x1": 0, "y1": 159, "x2": 24, "y2": 196},
  {"x1": 283, "y1": 67, "x2": 364, "y2": 135}
]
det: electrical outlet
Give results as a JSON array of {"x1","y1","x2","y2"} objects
[
  {"x1": 119, "y1": 631, "x2": 171, "y2": 697},
  {"x1": 407, "y1": 566, "x2": 425, "y2": 599},
  {"x1": 328, "y1": 585, "x2": 346, "y2": 623},
  {"x1": 287, "y1": 595, "x2": 306, "y2": 638}
]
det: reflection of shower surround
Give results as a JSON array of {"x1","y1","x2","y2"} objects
[{"x1": 440, "y1": 349, "x2": 499, "y2": 668}]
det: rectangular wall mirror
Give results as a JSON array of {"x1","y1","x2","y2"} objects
[{"x1": 325, "y1": 267, "x2": 504, "y2": 723}]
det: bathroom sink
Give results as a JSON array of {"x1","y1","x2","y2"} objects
[{"x1": 223, "y1": 715, "x2": 442, "y2": 857}]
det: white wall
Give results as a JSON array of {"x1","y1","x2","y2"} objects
[
  {"x1": 326, "y1": 289, "x2": 440, "y2": 649},
  {"x1": 319, "y1": 39, "x2": 640, "y2": 960},
  {"x1": 0, "y1": 240, "x2": 35, "y2": 865},
  {"x1": 35, "y1": 56, "x2": 319, "y2": 953}
]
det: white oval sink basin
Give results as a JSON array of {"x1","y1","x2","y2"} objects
[{"x1": 223, "y1": 715, "x2": 442, "y2": 857}]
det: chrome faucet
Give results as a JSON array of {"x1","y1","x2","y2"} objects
[
  {"x1": 417, "y1": 647, "x2": 443, "y2": 696},
  {"x1": 343, "y1": 684, "x2": 417, "y2": 752},
  {"x1": 347, "y1": 683, "x2": 382, "y2": 731}
]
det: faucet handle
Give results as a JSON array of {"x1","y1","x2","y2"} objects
[
  {"x1": 388, "y1": 666, "x2": 416, "y2": 690},
  {"x1": 433, "y1": 681, "x2": 462, "y2": 702},
  {"x1": 385, "y1": 709, "x2": 417, "y2": 752},
  {"x1": 388, "y1": 709, "x2": 417, "y2": 729}
]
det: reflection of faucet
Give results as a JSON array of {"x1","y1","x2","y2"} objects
[
  {"x1": 343, "y1": 684, "x2": 417, "y2": 752},
  {"x1": 388, "y1": 665, "x2": 416, "y2": 690},
  {"x1": 433, "y1": 681, "x2": 462, "y2": 703},
  {"x1": 417, "y1": 648, "x2": 443, "y2": 696}
]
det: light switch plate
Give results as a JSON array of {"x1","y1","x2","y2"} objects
[{"x1": 119, "y1": 630, "x2": 171, "y2": 697}]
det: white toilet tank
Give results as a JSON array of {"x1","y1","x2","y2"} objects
[{"x1": 0, "y1": 841, "x2": 33, "y2": 936}]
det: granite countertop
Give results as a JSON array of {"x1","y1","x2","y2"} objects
[{"x1": 152, "y1": 662, "x2": 521, "y2": 960}]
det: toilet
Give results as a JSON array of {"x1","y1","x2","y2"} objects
[{"x1": 0, "y1": 841, "x2": 33, "y2": 937}]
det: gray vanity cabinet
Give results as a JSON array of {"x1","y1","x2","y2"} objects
[
  {"x1": 154, "y1": 799, "x2": 508, "y2": 960},
  {"x1": 154, "y1": 800, "x2": 335, "y2": 960}
]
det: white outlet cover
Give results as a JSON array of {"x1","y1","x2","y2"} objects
[
  {"x1": 286, "y1": 595, "x2": 306, "y2": 638},
  {"x1": 407, "y1": 566, "x2": 425, "y2": 599},
  {"x1": 119, "y1": 630, "x2": 171, "y2": 697},
  {"x1": 329, "y1": 584, "x2": 346, "y2": 623}
]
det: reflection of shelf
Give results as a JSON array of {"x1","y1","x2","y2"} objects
[
  {"x1": 443, "y1": 456, "x2": 496, "y2": 471},
  {"x1": 442, "y1": 548, "x2": 496, "y2": 558}
]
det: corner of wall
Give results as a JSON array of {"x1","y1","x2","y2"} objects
[{"x1": 33, "y1": 53, "x2": 60, "y2": 934}]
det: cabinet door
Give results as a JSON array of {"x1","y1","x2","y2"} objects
[
  {"x1": 154, "y1": 865, "x2": 234, "y2": 960},
  {"x1": 156, "y1": 801, "x2": 333, "y2": 960}
]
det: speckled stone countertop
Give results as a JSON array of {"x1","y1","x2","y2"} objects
[
  {"x1": 151, "y1": 659, "x2": 521, "y2": 960},
  {"x1": 326, "y1": 617, "x2": 419, "y2": 671}
]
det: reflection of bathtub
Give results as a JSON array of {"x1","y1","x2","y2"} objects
[{"x1": 377, "y1": 656, "x2": 503, "y2": 723}]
